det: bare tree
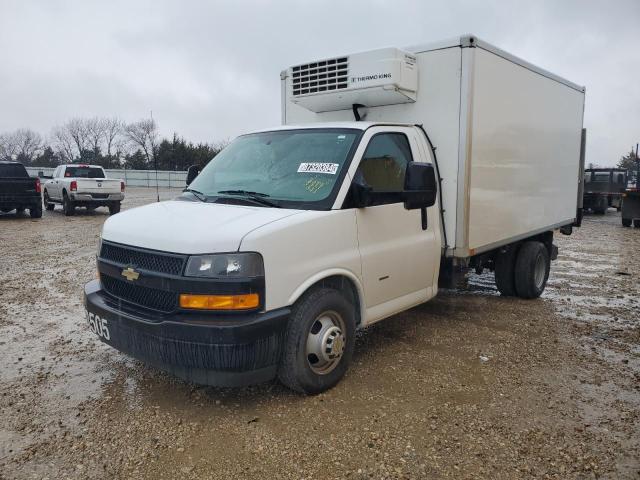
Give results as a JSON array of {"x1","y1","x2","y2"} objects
[
  {"x1": 0, "y1": 132, "x2": 19, "y2": 160},
  {"x1": 0, "y1": 129, "x2": 43, "y2": 164},
  {"x1": 15, "y1": 129, "x2": 43, "y2": 163},
  {"x1": 66, "y1": 118, "x2": 90, "y2": 160},
  {"x1": 125, "y1": 118, "x2": 158, "y2": 165},
  {"x1": 52, "y1": 125, "x2": 76, "y2": 162},
  {"x1": 102, "y1": 117, "x2": 124, "y2": 161},
  {"x1": 85, "y1": 117, "x2": 107, "y2": 155}
]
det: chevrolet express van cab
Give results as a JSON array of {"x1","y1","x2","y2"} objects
[{"x1": 84, "y1": 35, "x2": 586, "y2": 394}]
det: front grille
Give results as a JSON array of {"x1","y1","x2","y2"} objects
[
  {"x1": 100, "y1": 242, "x2": 186, "y2": 276},
  {"x1": 101, "y1": 275, "x2": 178, "y2": 313},
  {"x1": 92, "y1": 193, "x2": 109, "y2": 199},
  {"x1": 291, "y1": 56, "x2": 348, "y2": 96}
]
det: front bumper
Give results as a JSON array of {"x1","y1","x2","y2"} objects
[{"x1": 84, "y1": 280, "x2": 289, "y2": 386}]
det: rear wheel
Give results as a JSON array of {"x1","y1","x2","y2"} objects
[
  {"x1": 494, "y1": 245, "x2": 518, "y2": 296},
  {"x1": 62, "y1": 194, "x2": 75, "y2": 216},
  {"x1": 278, "y1": 288, "x2": 356, "y2": 394},
  {"x1": 109, "y1": 202, "x2": 121, "y2": 215},
  {"x1": 15, "y1": 207, "x2": 25, "y2": 216},
  {"x1": 30, "y1": 204, "x2": 42, "y2": 218},
  {"x1": 43, "y1": 190, "x2": 55, "y2": 211},
  {"x1": 634, "y1": 219, "x2": 640, "y2": 228},
  {"x1": 622, "y1": 218, "x2": 632, "y2": 227},
  {"x1": 514, "y1": 241, "x2": 550, "y2": 299}
]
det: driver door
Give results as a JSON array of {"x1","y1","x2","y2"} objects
[{"x1": 347, "y1": 127, "x2": 440, "y2": 324}]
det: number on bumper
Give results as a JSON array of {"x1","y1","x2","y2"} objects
[{"x1": 86, "y1": 311, "x2": 110, "y2": 340}]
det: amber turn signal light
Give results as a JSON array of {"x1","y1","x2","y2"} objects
[{"x1": 179, "y1": 293, "x2": 259, "y2": 310}]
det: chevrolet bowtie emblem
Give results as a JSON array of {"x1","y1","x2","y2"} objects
[{"x1": 121, "y1": 267, "x2": 140, "y2": 281}]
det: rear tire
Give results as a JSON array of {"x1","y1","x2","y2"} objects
[
  {"x1": 108, "y1": 202, "x2": 121, "y2": 215},
  {"x1": 44, "y1": 191, "x2": 55, "y2": 211},
  {"x1": 278, "y1": 288, "x2": 356, "y2": 394},
  {"x1": 30, "y1": 204, "x2": 42, "y2": 218},
  {"x1": 62, "y1": 194, "x2": 75, "y2": 216},
  {"x1": 622, "y1": 218, "x2": 632, "y2": 227},
  {"x1": 15, "y1": 207, "x2": 25, "y2": 216},
  {"x1": 634, "y1": 219, "x2": 640, "y2": 228},
  {"x1": 494, "y1": 245, "x2": 518, "y2": 296},
  {"x1": 514, "y1": 241, "x2": 550, "y2": 299}
]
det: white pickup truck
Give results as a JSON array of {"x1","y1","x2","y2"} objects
[
  {"x1": 43, "y1": 164, "x2": 124, "y2": 216},
  {"x1": 84, "y1": 35, "x2": 586, "y2": 394}
]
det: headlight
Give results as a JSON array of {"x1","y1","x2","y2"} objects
[{"x1": 185, "y1": 253, "x2": 264, "y2": 278}]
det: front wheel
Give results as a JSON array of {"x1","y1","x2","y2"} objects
[
  {"x1": 108, "y1": 202, "x2": 121, "y2": 215},
  {"x1": 278, "y1": 288, "x2": 356, "y2": 394},
  {"x1": 514, "y1": 241, "x2": 550, "y2": 299}
]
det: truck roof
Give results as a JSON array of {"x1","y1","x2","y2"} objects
[
  {"x1": 60, "y1": 164, "x2": 105, "y2": 168},
  {"x1": 248, "y1": 122, "x2": 414, "y2": 134}
]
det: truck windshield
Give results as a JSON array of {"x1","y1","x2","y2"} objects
[
  {"x1": 187, "y1": 129, "x2": 361, "y2": 209},
  {"x1": 65, "y1": 167, "x2": 105, "y2": 178}
]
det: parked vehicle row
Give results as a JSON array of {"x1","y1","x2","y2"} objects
[{"x1": 0, "y1": 162, "x2": 124, "y2": 218}]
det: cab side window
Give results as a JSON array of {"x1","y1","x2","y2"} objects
[{"x1": 353, "y1": 133, "x2": 413, "y2": 206}]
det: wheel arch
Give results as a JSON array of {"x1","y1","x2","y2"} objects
[{"x1": 287, "y1": 270, "x2": 364, "y2": 327}]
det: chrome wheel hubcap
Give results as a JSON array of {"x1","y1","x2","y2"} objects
[{"x1": 306, "y1": 311, "x2": 346, "y2": 375}]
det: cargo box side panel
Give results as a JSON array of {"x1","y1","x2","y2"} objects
[
  {"x1": 283, "y1": 47, "x2": 463, "y2": 250},
  {"x1": 466, "y1": 47, "x2": 584, "y2": 253}
]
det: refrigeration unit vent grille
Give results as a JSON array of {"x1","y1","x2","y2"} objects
[{"x1": 291, "y1": 57, "x2": 348, "y2": 96}]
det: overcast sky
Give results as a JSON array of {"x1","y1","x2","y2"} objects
[{"x1": 1, "y1": 0, "x2": 638, "y2": 165}]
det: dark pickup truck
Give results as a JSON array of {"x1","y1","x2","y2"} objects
[{"x1": 0, "y1": 161, "x2": 43, "y2": 218}]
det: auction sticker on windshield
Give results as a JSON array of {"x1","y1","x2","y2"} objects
[{"x1": 297, "y1": 163, "x2": 339, "y2": 174}]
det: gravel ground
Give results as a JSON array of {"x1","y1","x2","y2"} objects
[{"x1": 0, "y1": 189, "x2": 638, "y2": 479}]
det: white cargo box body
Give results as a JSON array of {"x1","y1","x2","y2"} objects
[{"x1": 281, "y1": 35, "x2": 586, "y2": 259}]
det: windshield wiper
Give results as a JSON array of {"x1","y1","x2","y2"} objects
[
  {"x1": 216, "y1": 190, "x2": 281, "y2": 208},
  {"x1": 183, "y1": 188, "x2": 208, "y2": 202}
]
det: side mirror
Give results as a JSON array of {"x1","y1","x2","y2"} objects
[
  {"x1": 350, "y1": 181, "x2": 373, "y2": 208},
  {"x1": 403, "y1": 163, "x2": 437, "y2": 210},
  {"x1": 186, "y1": 165, "x2": 200, "y2": 185}
]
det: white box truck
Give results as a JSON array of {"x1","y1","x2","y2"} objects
[{"x1": 84, "y1": 35, "x2": 585, "y2": 394}]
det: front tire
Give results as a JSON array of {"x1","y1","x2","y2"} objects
[
  {"x1": 62, "y1": 194, "x2": 75, "y2": 216},
  {"x1": 278, "y1": 288, "x2": 356, "y2": 394},
  {"x1": 622, "y1": 218, "x2": 632, "y2": 227},
  {"x1": 634, "y1": 219, "x2": 640, "y2": 228},
  {"x1": 514, "y1": 241, "x2": 550, "y2": 299}
]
